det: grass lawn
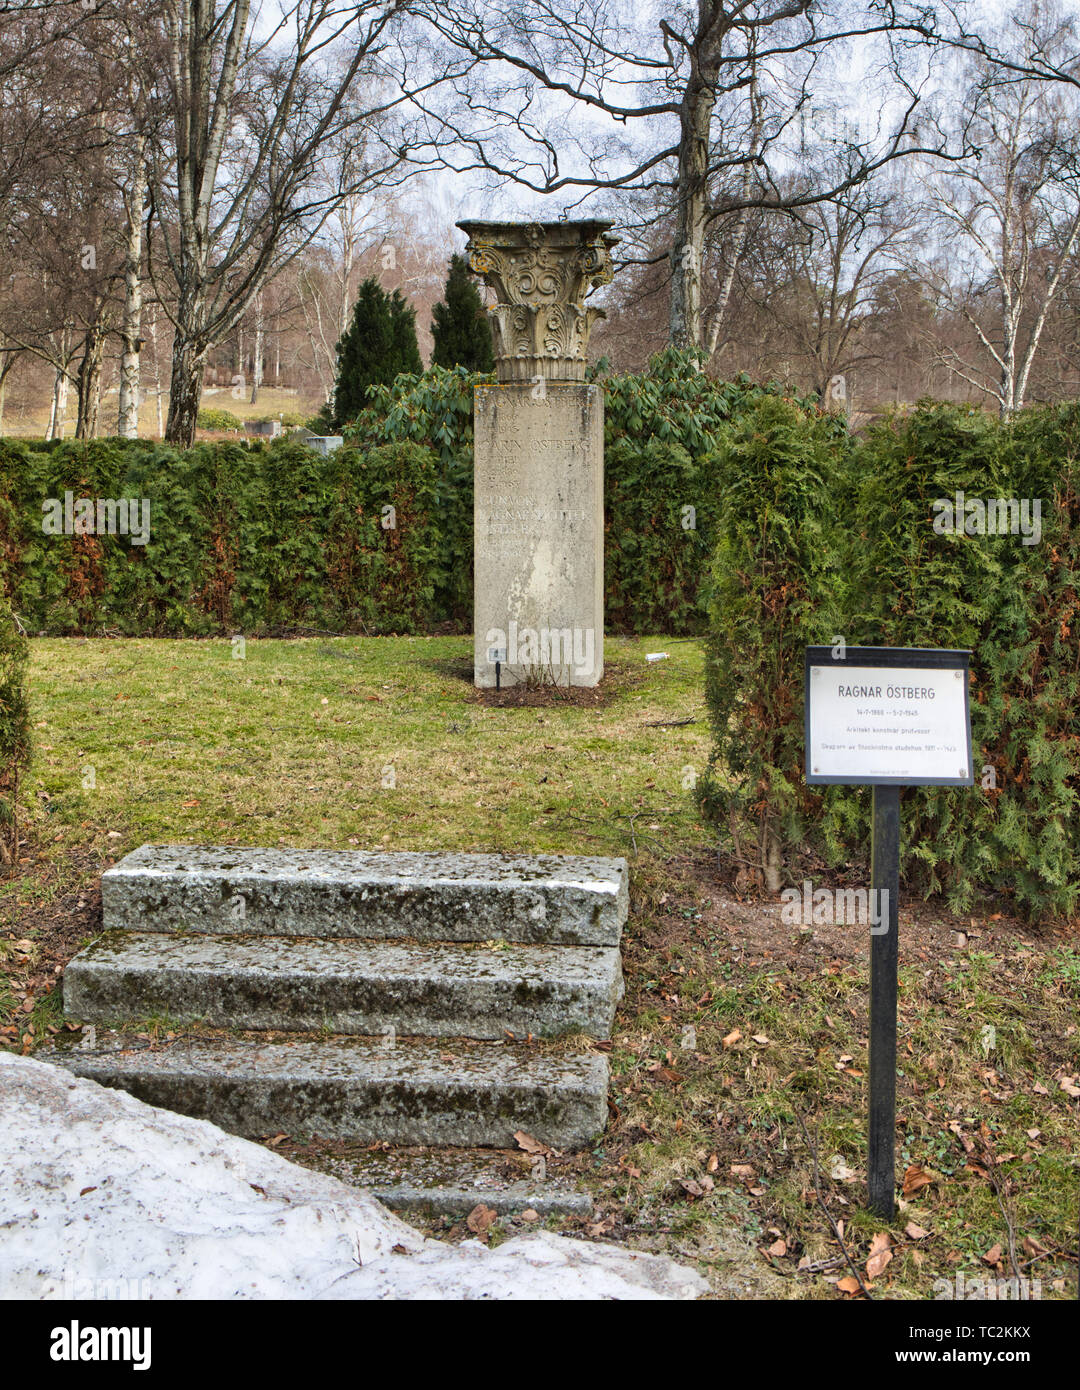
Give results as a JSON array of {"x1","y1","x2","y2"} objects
[
  {"x1": 2, "y1": 386, "x2": 323, "y2": 440},
  {"x1": 2, "y1": 633, "x2": 1078, "y2": 1299}
]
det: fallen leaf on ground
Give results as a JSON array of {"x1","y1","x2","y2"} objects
[
  {"x1": 466, "y1": 1203, "x2": 498, "y2": 1237},
  {"x1": 866, "y1": 1232, "x2": 892, "y2": 1279},
  {"x1": 513, "y1": 1130, "x2": 550, "y2": 1156},
  {"x1": 902, "y1": 1164, "x2": 933, "y2": 1198}
]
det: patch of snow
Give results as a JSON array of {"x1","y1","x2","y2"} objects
[{"x1": 0, "y1": 1055, "x2": 705, "y2": 1300}]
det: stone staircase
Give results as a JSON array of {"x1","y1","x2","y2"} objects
[{"x1": 52, "y1": 846, "x2": 627, "y2": 1156}]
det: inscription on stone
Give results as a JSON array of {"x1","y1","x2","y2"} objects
[{"x1": 472, "y1": 385, "x2": 603, "y2": 686}]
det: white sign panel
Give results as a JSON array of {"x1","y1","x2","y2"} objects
[{"x1": 806, "y1": 660, "x2": 972, "y2": 785}]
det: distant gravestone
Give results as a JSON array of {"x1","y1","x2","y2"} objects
[
  {"x1": 458, "y1": 220, "x2": 617, "y2": 689},
  {"x1": 304, "y1": 435, "x2": 343, "y2": 456}
]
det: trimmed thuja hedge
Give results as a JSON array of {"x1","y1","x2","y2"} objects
[
  {"x1": 699, "y1": 398, "x2": 1080, "y2": 920},
  {"x1": 0, "y1": 592, "x2": 30, "y2": 862},
  {"x1": 0, "y1": 350, "x2": 796, "y2": 637},
  {"x1": 0, "y1": 436, "x2": 446, "y2": 635}
]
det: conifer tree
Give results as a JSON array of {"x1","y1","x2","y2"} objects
[
  {"x1": 332, "y1": 278, "x2": 423, "y2": 427},
  {"x1": 430, "y1": 254, "x2": 494, "y2": 372}
]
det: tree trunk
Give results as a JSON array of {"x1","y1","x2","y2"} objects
[
  {"x1": 49, "y1": 364, "x2": 69, "y2": 440},
  {"x1": 705, "y1": 209, "x2": 748, "y2": 360},
  {"x1": 669, "y1": 85, "x2": 713, "y2": 350},
  {"x1": 164, "y1": 338, "x2": 207, "y2": 447},
  {"x1": 75, "y1": 324, "x2": 105, "y2": 439},
  {"x1": 0, "y1": 352, "x2": 14, "y2": 435},
  {"x1": 763, "y1": 827, "x2": 782, "y2": 894},
  {"x1": 148, "y1": 305, "x2": 165, "y2": 438},
  {"x1": 704, "y1": 65, "x2": 760, "y2": 362},
  {"x1": 118, "y1": 148, "x2": 147, "y2": 438},
  {"x1": 1000, "y1": 356, "x2": 1016, "y2": 419},
  {"x1": 249, "y1": 291, "x2": 263, "y2": 404}
]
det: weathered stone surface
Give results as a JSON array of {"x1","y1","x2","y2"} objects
[
  {"x1": 1, "y1": 1055, "x2": 708, "y2": 1299},
  {"x1": 473, "y1": 383, "x2": 604, "y2": 688},
  {"x1": 458, "y1": 220, "x2": 617, "y2": 384},
  {"x1": 50, "y1": 1034, "x2": 610, "y2": 1150},
  {"x1": 378, "y1": 1182, "x2": 591, "y2": 1220},
  {"x1": 320, "y1": 1145, "x2": 594, "y2": 1219},
  {"x1": 102, "y1": 845, "x2": 628, "y2": 945},
  {"x1": 64, "y1": 933, "x2": 624, "y2": 1039},
  {"x1": 78, "y1": 846, "x2": 628, "y2": 1151}
]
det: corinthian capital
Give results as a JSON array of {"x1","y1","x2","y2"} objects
[{"x1": 456, "y1": 219, "x2": 618, "y2": 382}]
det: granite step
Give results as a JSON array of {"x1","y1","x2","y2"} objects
[
  {"x1": 50, "y1": 1034, "x2": 609, "y2": 1150},
  {"x1": 102, "y1": 846, "x2": 628, "y2": 946},
  {"x1": 307, "y1": 1145, "x2": 594, "y2": 1220},
  {"x1": 63, "y1": 933, "x2": 623, "y2": 1040}
]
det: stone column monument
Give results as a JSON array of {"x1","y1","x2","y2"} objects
[{"x1": 458, "y1": 220, "x2": 617, "y2": 688}]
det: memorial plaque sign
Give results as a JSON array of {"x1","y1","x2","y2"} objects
[
  {"x1": 805, "y1": 646, "x2": 973, "y2": 786},
  {"x1": 804, "y1": 645, "x2": 974, "y2": 1218}
]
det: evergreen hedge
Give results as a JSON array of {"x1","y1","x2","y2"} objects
[
  {"x1": 699, "y1": 395, "x2": 851, "y2": 892},
  {"x1": 0, "y1": 592, "x2": 30, "y2": 862},
  {"x1": 0, "y1": 436, "x2": 446, "y2": 635},
  {"x1": 0, "y1": 350, "x2": 794, "y2": 636},
  {"x1": 699, "y1": 399, "x2": 1080, "y2": 919}
]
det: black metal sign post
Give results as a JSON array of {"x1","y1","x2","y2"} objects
[
  {"x1": 869, "y1": 783, "x2": 900, "y2": 1218},
  {"x1": 805, "y1": 646, "x2": 974, "y2": 1220}
]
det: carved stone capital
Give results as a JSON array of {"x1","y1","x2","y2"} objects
[{"x1": 456, "y1": 220, "x2": 618, "y2": 382}]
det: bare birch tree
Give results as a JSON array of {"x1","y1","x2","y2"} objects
[
  {"x1": 149, "y1": 0, "x2": 443, "y2": 446},
  {"x1": 917, "y1": 36, "x2": 1080, "y2": 416}
]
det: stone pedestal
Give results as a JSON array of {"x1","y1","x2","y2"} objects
[
  {"x1": 473, "y1": 382, "x2": 603, "y2": 687},
  {"x1": 459, "y1": 220, "x2": 617, "y2": 689}
]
